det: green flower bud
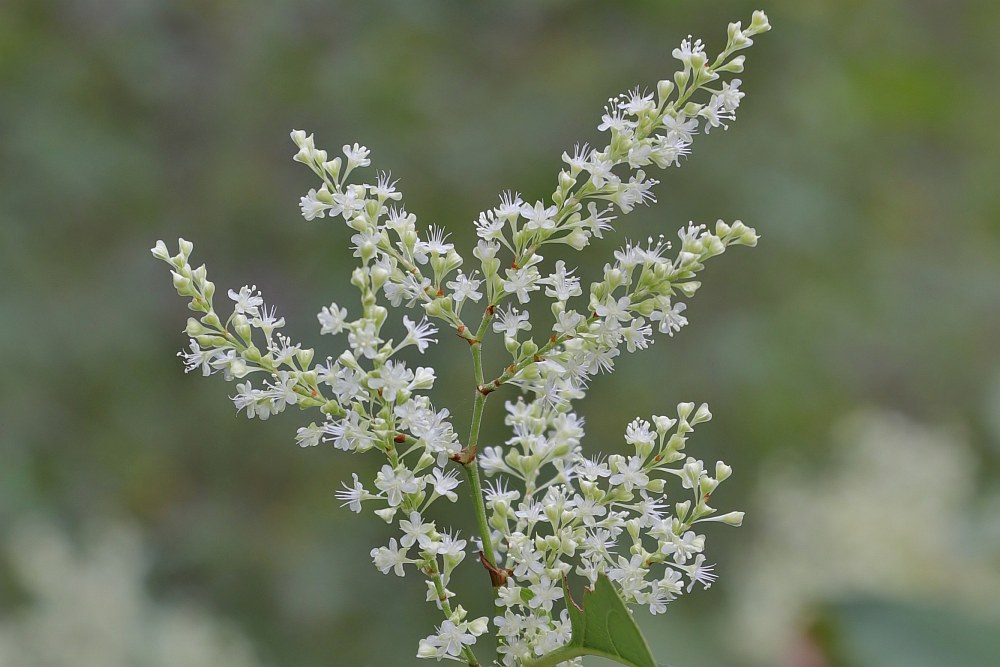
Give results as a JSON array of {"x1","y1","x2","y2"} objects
[
  {"x1": 656, "y1": 79, "x2": 675, "y2": 105},
  {"x1": 185, "y1": 318, "x2": 210, "y2": 337}
]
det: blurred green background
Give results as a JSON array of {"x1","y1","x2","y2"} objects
[{"x1": 2, "y1": 1, "x2": 999, "y2": 665}]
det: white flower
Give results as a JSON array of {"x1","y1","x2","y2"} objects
[
  {"x1": 672, "y1": 35, "x2": 706, "y2": 68},
  {"x1": 495, "y1": 190, "x2": 523, "y2": 220},
  {"x1": 661, "y1": 111, "x2": 699, "y2": 143},
  {"x1": 598, "y1": 106, "x2": 632, "y2": 133},
  {"x1": 584, "y1": 153, "x2": 618, "y2": 189},
  {"x1": 436, "y1": 531, "x2": 467, "y2": 562},
  {"x1": 699, "y1": 95, "x2": 734, "y2": 133},
  {"x1": 609, "y1": 456, "x2": 650, "y2": 492},
  {"x1": 429, "y1": 468, "x2": 461, "y2": 502},
  {"x1": 418, "y1": 225, "x2": 454, "y2": 255},
  {"x1": 231, "y1": 381, "x2": 270, "y2": 420},
  {"x1": 299, "y1": 188, "x2": 329, "y2": 220},
  {"x1": 251, "y1": 304, "x2": 285, "y2": 340},
  {"x1": 375, "y1": 465, "x2": 420, "y2": 507},
  {"x1": 475, "y1": 210, "x2": 505, "y2": 240},
  {"x1": 719, "y1": 79, "x2": 744, "y2": 111},
  {"x1": 502, "y1": 267, "x2": 540, "y2": 304},
  {"x1": 335, "y1": 473, "x2": 368, "y2": 513},
  {"x1": 647, "y1": 574, "x2": 680, "y2": 614},
  {"x1": 178, "y1": 340, "x2": 217, "y2": 376},
  {"x1": 348, "y1": 321, "x2": 381, "y2": 359},
  {"x1": 651, "y1": 301, "x2": 688, "y2": 336},
  {"x1": 323, "y1": 412, "x2": 375, "y2": 452},
  {"x1": 521, "y1": 200, "x2": 558, "y2": 232},
  {"x1": 595, "y1": 296, "x2": 632, "y2": 323},
  {"x1": 527, "y1": 575, "x2": 564, "y2": 611},
  {"x1": 620, "y1": 87, "x2": 655, "y2": 116},
  {"x1": 318, "y1": 303, "x2": 348, "y2": 335},
  {"x1": 369, "y1": 171, "x2": 401, "y2": 200},
  {"x1": 329, "y1": 366, "x2": 365, "y2": 404},
  {"x1": 446, "y1": 272, "x2": 483, "y2": 303},
  {"x1": 295, "y1": 423, "x2": 323, "y2": 448},
  {"x1": 624, "y1": 418, "x2": 656, "y2": 448},
  {"x1": 371, "y1": 538, "x2": 408, "y2": 577},
  {"x1": 228, "y1": 285, "x2": 263, "y2": 316},
  {"x1": 399, "y1": 511, "x2": 436, "y2": 549},
  {"x1": 540, "y1": 260, "x2": 581, "y2": 302},
  {"x1": 402, "y1": 316, "x2": 438, "y2": 353},
  {"x1": 682, "y1": 555, "x2": 717, "y2": 592},
  {"x1": 493, "y1": 306, "x2": 531, "y2": 339},
  {"x1": 431, "y1": 620, "x2": 478, "y2": 658},
  {"x1": 562, "y1": 143, "x2": 591, "y2": 173},
  {"x1": 343, "y1": 142, "x2": 371, "y2": 168}
]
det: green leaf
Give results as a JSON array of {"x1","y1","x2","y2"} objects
[{"x1": 523, "y1": 574, "x2": 658, "y2": 667}]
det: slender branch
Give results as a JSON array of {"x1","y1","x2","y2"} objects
[
  {"x1": 427, "y1": 563, "x2": 481, "y2": 667},
  {"x1": 461, "y1": 308, "x2": 502, "y2": 580}
]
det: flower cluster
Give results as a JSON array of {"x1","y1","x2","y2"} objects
[
  {"x1": 480, "y1": 399, "x2": 741, "y2": 664},
  {"x1": 152, "y1": 10, "x2": 770, "y2": 667}
]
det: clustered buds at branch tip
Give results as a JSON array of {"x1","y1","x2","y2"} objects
[{"x1": 152, "y1": 11, "x2": 770, "y2": 667}]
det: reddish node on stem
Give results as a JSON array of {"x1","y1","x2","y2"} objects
[
  {"x1": 450, "y1": 444, "x2": 478, "y2": 465},
  {"x1": 393, "y1": 433, "x2": 406, "y2": 444},
  {"x1": 479, "y1": 551, "x2": 513, "y2": 588}
]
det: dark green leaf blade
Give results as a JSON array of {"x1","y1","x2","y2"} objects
[{"x1": 525, "y1": 574, "x2": 658, "y2": 667}]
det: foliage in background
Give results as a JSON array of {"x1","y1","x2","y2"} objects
[{"x1": 1, "y1": 1, "x2": 998, "y2": 665}]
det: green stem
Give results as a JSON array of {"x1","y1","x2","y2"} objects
[
  {"x1": 459, "y1": 308, "x2": 508, "y2": 629},
  {"x1": 428, "y1": 565, "x2": 481, "y2": 667},
  {"x1": 464, "y1": 454, "x2": 496, "y2": 568},
  {"x1": 465, "y1": 334, "x2": 500, "y2": 576}
]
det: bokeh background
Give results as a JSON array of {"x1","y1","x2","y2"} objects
[{"x1": 2, "y1": 1, "x2": 999, "y2": 665}]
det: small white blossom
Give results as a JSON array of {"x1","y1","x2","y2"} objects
[
  {"x1": 375, "y1": 465, "x2": 420, "y2": 507},
  {"x1": 318, "y1": 303, "x2": 349, "y2": 335},
  {"x1": 371, "y1": 538, "x2": 408, "y2": 577},
  {"x1": 335, "y1": 473, "x2": 368, "y2": 513}
]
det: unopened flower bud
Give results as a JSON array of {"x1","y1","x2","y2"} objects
[
  {"x1": 716, "y1": 55, "x2": 746, "y2": 74},
  {"x1": 748, "y1": 10, "x2": 771, "y2": 35},
  {"x1": 656, "y1": 79, "x2": 674, "y2": 104},
  {"x1": 718, "y1": 511, "x2": 744, "y2": 526},
  {"x1": 675, "y1": 500, "x2": 691, "y2": 518},
  {"x1": 375, "y1": 507, "x2": 397, "y2": 524},
  {"x1": 150, "y1": 240, "x2": 170, "y2": 261},
  {"x1": 691, "y1": 403, "x2": 712, "y2": 425},
  {"x1": 467, "y1": 617, "x2": 489, "y2": 636}
]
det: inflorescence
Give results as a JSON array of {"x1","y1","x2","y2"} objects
[{"x1": 152, "y1": 11, "x2": 770, "y2": 666}]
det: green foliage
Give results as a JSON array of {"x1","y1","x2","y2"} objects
[
  {"x1": 526, "y1": 575, "x2": 657, "y2": 667},
  {"x1": 823, "y1": 599, "x2": 1000, "y2": 667}
]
